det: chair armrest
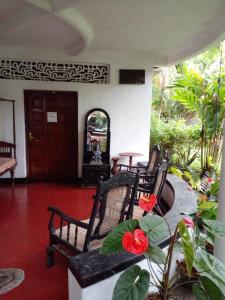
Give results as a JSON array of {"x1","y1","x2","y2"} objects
[
  {"x1": 140, "y1": 170, "x2": 156, "y2": 176},
  {"x1": 117, "y1": 164, "x2": 145, "y2": 172},
  {"x1": 139, "y1": 173, "x2": 155, "y2": 179},
  {"x1": 138, "y1": 185, "x2": 152, "y2": 194},
  {"x1": 117, "y1": 164, "x2": 129, "y2": 171},
  {"x1": 137, "y1": 178, "x2": 155, "y2": 194},
  {"x1": 47, "y1": 206, "x2": 89, "y2": 231}
]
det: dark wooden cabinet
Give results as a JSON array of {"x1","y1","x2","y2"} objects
[
  {"x1": 82, "y1": 108, "x2": 111, "y2": 186},
  {"x1": 82, "y1": 163, "x2": 110, "y2": 186}
]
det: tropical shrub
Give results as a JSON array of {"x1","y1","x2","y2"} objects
[
  {"x1": 152, "y1": 68, "x2": 194, "y2": 122},
  {"x1": 210, "y1": 179, "x2": 220, "y2": 197},
  {"x1": 151, "y1": 44, "x2": 225, "y2": 175},
  {"x1": 151, "y1": 113, "x2": 201, "y2": 168},
  {"x1": 169, "y1": 64, "x2": 225, "y2": 172}
]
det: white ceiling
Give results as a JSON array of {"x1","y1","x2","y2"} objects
[{"x1": 0, "y1": 0, "x2": 225, "y2": 65}]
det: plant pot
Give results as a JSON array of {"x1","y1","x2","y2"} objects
[
  {"x1": 145, "y1": 293, "x2": 162, "y2": 300},
  {"x1": 176, "y1": 260, "x2": 198, "y2": 284},
  {"x1": 146, "y1": 287, "x2": 194, "y2": 300},
  {"x1": 145, "y1": 293, "x2": 175, "y2": 300}
]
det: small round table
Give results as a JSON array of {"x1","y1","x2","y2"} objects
[{"x1": 119, "y1": 152, "x2": 143, "y2": 169}]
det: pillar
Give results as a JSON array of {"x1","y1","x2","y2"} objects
[{"x1": 215, "y1": 127, "x2": 225, "y2": 264}]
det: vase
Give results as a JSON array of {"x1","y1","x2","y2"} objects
[{"x1": 111, "y1": 156, "x2": 120, "y2": 175}]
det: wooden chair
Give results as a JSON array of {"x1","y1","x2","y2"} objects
[
  {"x1": 47, "y1": 171, "x2": 139, "y2": 267},
  {"x1": 138, "y1": 147, "x2": 169, "y2": 186},
  {"x1": 0, "y1": 98, "x2": 17, "y2": 188},
  {"x1": 0, "y1": 142, "x2": 17, "y2": 188},
  {"x1": 118, "y1": 144, "x2": 161, "y2": 174},
  {"x1": 132, "y1": 159, "x2": 169, "y2": 219}
]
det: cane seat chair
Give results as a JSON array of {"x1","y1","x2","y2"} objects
[
  {"x1": 47, "y1": 171, "x2": 139, "y2": 267},
  {"x1": 132, "y1": 159, "x2": 169, "y2": 220}
]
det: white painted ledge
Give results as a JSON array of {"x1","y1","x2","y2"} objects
[{"x1": 68, "y1": 248, "x2": 182, "y2": 300}]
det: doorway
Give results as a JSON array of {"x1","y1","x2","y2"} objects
[{"x1": 24, "y1": 90, "x2": 78, "y2": 182}]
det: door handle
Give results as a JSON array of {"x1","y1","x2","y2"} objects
[{"x1": 29, "y1": 132, "x2": 34, "y2": 141}]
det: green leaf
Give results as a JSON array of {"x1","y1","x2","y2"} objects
[
  {"x1": 144, "y1": 244, "x2": 166, "y2": 265},
  {"x1": 100, "y1": 219, "x2": 138, "y2": 255},
  {"x1": 210, "y1": 181, "x2": 220, "y2": 196},
  {"x1": 169, "y1": 166, "x2": 183, "y2": 178},
  {"x1": 194, "y1": 248, "x2": 225, "y2": 291},
  {"x1": 192, "y1": 282, "x2": 210, "y2": 300},
  {"x1": 202, "y1": 219, "x2": 225, "y2": 239},
  {"x1": 178, "y1": 220, "x2": 194, "y2": 278},
  {"x1": 200, "y1": 209, "x2": 217, "y2": 220},
  {"x1": 205, "y1": 232, "x2": 215, "y2": 246},
  {"x1": 112, "y1": 265, "x2": 150, "y2": 300},
  {"x1": 200, "y1": 277, "x2": 225, "y2": 300},
  {"x1": 139, "y1": 215, "x2": 169, "y2": 242},
  {"x1": 198, "y1": 201, "x2": 218, "y2": 210},
  {"x1": 173, "y1": 240, "x2": 183, "y2": 253}
]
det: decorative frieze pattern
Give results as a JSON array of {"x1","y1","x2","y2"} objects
[{"x1": 0, "y1": 59, "x2": 110, "y2": 84}]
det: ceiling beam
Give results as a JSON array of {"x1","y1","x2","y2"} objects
[
  {"x1": 0, "y1": 6, "x2": 46, "y2": 36},
  {"x1": 0, "y1": 0, "x2": 93, "y2": 56},
  {"x1": 22, "y1": 0, "x2": 52, "y2": 12},
  {"x1": 56, "y1": 7, "x2": 94, "y2": 55},
  {"x1": 22, "y1": 0, "x2": 77, "y2": 14}
]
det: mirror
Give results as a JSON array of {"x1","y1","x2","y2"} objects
[
  {"x1": 87, "y1": 110, "x2": 108, "y2": 152},
  {"x1": 83, "y1": 108, "x2": 110, "y2": 164}
]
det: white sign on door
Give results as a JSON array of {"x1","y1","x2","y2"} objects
[{"x1": 47, "y1": 112, "x2": 57, "y2": 123}]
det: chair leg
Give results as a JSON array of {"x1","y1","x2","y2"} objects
[
  {"x1": 47, "y1": 246, "x2": 55, "y2": 267},
  {"x1": 10, "y1": 168, "x2": 15, "y2": 188}
]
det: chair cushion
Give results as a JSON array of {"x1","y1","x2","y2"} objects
[
  {"x1": 132, "y1": 205, "x2": 145, "y2": 220},
  {"x1": 54, "y1": 218, "x2": 101, "y2": 252},
  {"x1": 99, "y1": 186, "x2": 128, "y2": 235},
  {"x1": 0, "y1": 157, "x2": 16, "y2": 173}
]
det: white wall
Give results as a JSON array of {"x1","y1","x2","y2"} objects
[{"x1": 0, "y1": 49, "x2": 152, "y2": 178}]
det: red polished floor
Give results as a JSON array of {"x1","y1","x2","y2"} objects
[{"x1": 0, "y1": 183, "x2": 95, "y2": 300}]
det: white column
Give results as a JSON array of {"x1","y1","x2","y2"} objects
[{"x1": 215, "y1": 127, "x2": 225, "y2": 264}]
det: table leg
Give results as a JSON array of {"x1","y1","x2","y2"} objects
[{"x1": 129, "y1": 156, "x2": 132, "y2": 170}]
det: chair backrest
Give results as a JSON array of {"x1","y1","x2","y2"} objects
[
  {"x1": 0, "y1": 142, "x2": 15, "y2": 158},
  {"x1": 146, "y1": 144, "x2": 161, "y2": 173},
  {"x1": 153, "y1": 159, "x2": 168, "y2": 199},
  {"x1": 84, "y1": 171, "x2": 139, "y2": 250},
  {"x1": 133, "y1": 160, "x2": 168, "y2": 219}
]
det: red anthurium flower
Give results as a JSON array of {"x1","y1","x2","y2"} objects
[
  {"x1": 139, "y1": 194, "x2": 157, "y2": 212},
  {"x1": 122, "y1": 229, "x2": 149, "y2": 254},
  {"x1": 183, "y1": 217, "x2": 194, "y2": 229},
  {"x1": 207, "y1": 177, "x2": 214, "y2": 183}
]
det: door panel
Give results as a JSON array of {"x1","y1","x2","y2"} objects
[
  {"x1": 24, "y1": 90, "x2": 78, "y2": 181},
  {"x1": 28, "y1": 94, "x2": 45, "y2": 180}
]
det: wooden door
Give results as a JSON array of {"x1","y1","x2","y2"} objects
[{"x1": 24, "y1": 90, "x2": 78, "y2": 181}]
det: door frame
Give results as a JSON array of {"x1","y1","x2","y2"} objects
[{"x1": 24, "y1": 90, "x2": 78, "y2": 181}]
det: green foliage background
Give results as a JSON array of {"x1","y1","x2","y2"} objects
[{"x1": 151, "y1": 43, "x2": 225, "y2": 174}]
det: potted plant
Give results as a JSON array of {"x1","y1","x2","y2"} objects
[{"x1": 100, "y1": 194, "x2": 225, "y2": 300}]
